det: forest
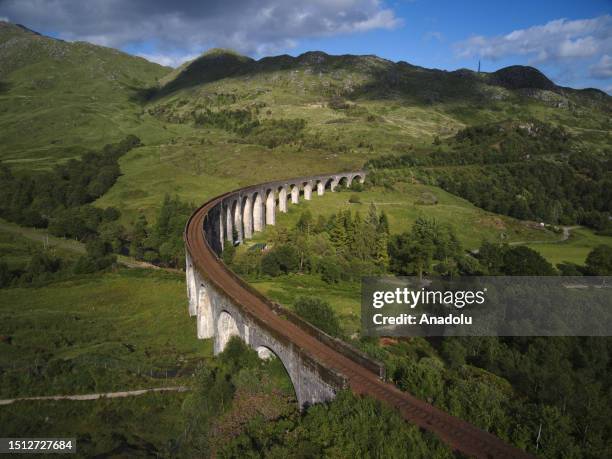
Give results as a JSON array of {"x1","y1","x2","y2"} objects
[
  {"x1": 218, "y1": 202, "x2": 611, "y2": 457},
  {"x1": 224, "y1": 204, "x2": 611, "y2": 285}
]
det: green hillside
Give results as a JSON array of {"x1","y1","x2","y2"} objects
[
  {"x1": 0, "y1": 22, "x2": 170, "y2": 166},
  {"x1": 2, "y1": 20, "x2": 609, "y2": 182}
]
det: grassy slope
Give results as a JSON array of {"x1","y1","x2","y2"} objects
[
  {"x1": 95, "y1": 128, "x2": 365, "y2": 224},
  {"x1": 97, "y1": 50, "x2": 609, "y2": 223},
  {"x1": 0, "y1": 268, "x2": 209, "y2": 399},
  {"x1": 250, "y1": 185, "x2": 561, "y2": 249},
  {"x1": 247, "y1": 186, "x2": 612, "y2": 335},
  {"x1": 1, "y1": 24, "x2": 609, "y2": 224},
  {"x1": 526, "y1": 227, "x2": 612, "y2": 265},
  {"x1": 0, "y1": 22, "x2": 171, "y2": 166}
]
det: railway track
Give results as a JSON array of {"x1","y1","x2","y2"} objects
[{"x1": 185, "y1": 188, "x2": 534, "y2": 459}]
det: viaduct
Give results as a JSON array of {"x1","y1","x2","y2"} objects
[{"x1": 184, "y1": 171, "x2": 532, "y2": 459}]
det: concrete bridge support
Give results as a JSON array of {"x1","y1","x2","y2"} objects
[
  {"x1": 291, "y1": 185, "x2": 299, "y2": 204},
  {"x1": 279, "y1": 187, "x2": 288, "y2": 213},
  {"x1": 186, "y1": 267, "x2": 340, "y2": 408},
  {"x1": 232, "y1": 200, "x2": 243, "y2": 243},
  {"x1": 265, "y1": 190, "x2": 276, "y2": 225},
  {"x1": 304, "y1": 182, "x2": 312, "y2": 200},
  {"x1": 253, "y1": 193, "x2": 264, "y2": 232},
  {"x1": 242, "y1": 196, "x2": 253, "y2": 239},
  {"x1": 204, "y1": 172, "x2": 366, "y2": 255},
  {"x1": 219, "y1": 214, "x2": 225, "y2": 251},
  {"x1": 186, "y1": 254, "x2": 197, "y2": 317},
  {"x1": 225, "y1": 205, "x2": 233, "y2": 242}
]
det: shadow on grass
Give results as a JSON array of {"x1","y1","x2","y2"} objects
[{"x1": 0, "y1": 81, "x2": 13, "y2": 94}]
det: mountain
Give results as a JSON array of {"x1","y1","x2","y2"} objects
[
  {"x1": 157, "y1": 48, "x2": 609, "y2": 103},
  {"x1": 0, "y1": 21, "x2": 169, "y2": 163},
  {"x1": 148, "y1": 49, "x2": 609, "y2": 156},
  {"x1": 0, "y1": 22, "x2": 609, "y2": 187}
]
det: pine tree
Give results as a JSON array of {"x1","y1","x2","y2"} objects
[
  {"x1": 375, "y1": 231, "x2": 389, "y2": 269},
  {"x1": 367, "y1": 202, "x2": 379, "y2": 228},
  {"x1": 342, "y1": 209, "x2": 355, "y2": 250},
  {"x1": 329, "y1": 213, "x2": 348, "y2": 254},
  {"x1": 378, "y1": 211, "x2": 390, "y2": 234}
]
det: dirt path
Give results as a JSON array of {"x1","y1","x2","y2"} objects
[
  {"x1": 508, "y1": 225, "x2": 579, "y2": 246},
  {"x1": 0, "y1": 386, "x2": 190, "y2": 406}
]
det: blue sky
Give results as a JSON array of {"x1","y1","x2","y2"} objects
[{"x1": 1, "y1": 0, "x2": 610, "y2": 91}]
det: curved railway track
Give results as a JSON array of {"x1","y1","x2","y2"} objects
[{"x1": 185, "y1": 181, "x2": 534, "y2": 459}]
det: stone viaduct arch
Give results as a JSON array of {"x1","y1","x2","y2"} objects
[{"x1": 185, "y1": 169, "x2": 530, "y2": 458}]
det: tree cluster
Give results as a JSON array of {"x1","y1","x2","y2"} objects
[
  {"x1": 366, "y1": 120, "x2": 611, "y2": 232},
  {"x1": 226, "y1": 204, "x2": 390, "y2": 283},
  {"x1": 193, "y1": 107, "x2": 306, "y2": 148},
  {"x1": 127, "y1": 195, "x2": 194, "y2": 268},
  {"x1": 0, "y1": 135, "x2": 140, "y2": 232},
  {"x1": 358, "y1": 334, "x2": 611, "y2": 458},
  {"x1": 181, "y1": 336, "x2": 451, "y2": 458}
]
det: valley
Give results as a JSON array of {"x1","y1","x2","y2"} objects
[{"x1": 0, "y1": 18, "x2": 610, "y2": 458}]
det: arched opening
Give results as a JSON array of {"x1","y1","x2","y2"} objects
[
  {"x1": 338, "y1": 176, "x2": 349, "y2": 188},
  {"x1": 242, "y1": 195, "x2": 253, "y2": 239},
  {"x1": 197, "y1": 286, "x2": 214, "y2": 339},
  {"x1": 253, "y1": 192, "x2": 263, "y2": 232},
  {"x1": 217, "y1": 310, "x2": 240, "y2": 352},
  {"x1": 231, "y1": 199, "x2": 242, "y2": 242},
  {"x1": 255, "y1": 345, "x2": 297, "y2": 403},
  {"x1": 325, "y1": 177, "x2": 336, "y2": 192},
  {"x1": 353, "y1": 174, "x2": 364, "y2": 184},
  {"x1": 265, "y1": 189, "x2": 276, "y2": 225}
]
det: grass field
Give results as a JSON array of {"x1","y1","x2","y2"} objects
[
  {"x1": 0, "y1": 219, "x2": 84, "y2": 268},
  {"x1": 94, "y1": 127, "x2": 367, "y2": 224},
  {"x1": 0, "y1": 268, "x2": 209, "y2": 399},
  {"x1": 526, "y1": 227, "x2": 612, "y2": 265},
  {"x1": 250, "y1": 274, "x2": 362, "y2": 336},
  {"x1": 249, "y1": 184, "x2": 560, "y2": 250},
  {"x1": 247, "y1": 186, "x2": 612, "y2": 335}
]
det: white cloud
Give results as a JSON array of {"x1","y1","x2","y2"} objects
[
  {"x1": 0, "y1": 0, "x2": 402, "y2": 56},
  {"x1": 590, "y1": 54, "x2": 612, "y2": 79},
  {"x1": 455, "y1": 15, "x2": 612, "y2": 64},
  {"x1": 0, "y1": 16, "x2": 9, "y2": 22}
]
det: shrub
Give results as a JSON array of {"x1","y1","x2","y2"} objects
[
  {"x1": 0, "y1": 261, "x2": 12, "y2": 288},
  {"x1": 348, "y1": 194, "x2": 361, "y2": 204},
  {"x1": 319, "y1": 256, "x2": 342, "y2": 283},
  {"x1": 349, "y1": 180, "x2": 364, "y2": 192},
  {"x1": 585, "y1": 245, "x2": 612, "y2": 275},
  {"x1": 261, "y1": 245, "x2": 299, "y2": 276},
  {"x1": 294, "y1": 297, "x2": 341, "y2": 337}
]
